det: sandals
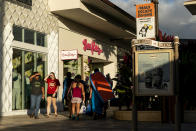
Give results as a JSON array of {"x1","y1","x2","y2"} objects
[
  {"x1": 71, "y1": 115, "x2": 75, "y2": 120},
  {"x1": 45, "y1": 114, "x2": 58, "y2": 118},
  {"x1": 29, "y1": 114, "x2": 34, "y2": 118}
]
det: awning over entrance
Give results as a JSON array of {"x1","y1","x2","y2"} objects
[
  {"x1": 89, "y1": 57, "x2": 111, "y2": 64},
  {"x1": 49, "y1": 0, "x2": 136, "y2": 40},
  {"x1": 184, "y1": 0, "x2": 196, "y2": 15}
]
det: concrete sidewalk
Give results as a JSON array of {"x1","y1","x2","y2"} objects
[{"x1": 0, "y1": 113, "x2": 196, "y2": 131}]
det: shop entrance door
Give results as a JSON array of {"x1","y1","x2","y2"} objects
[
  {"x1": 63, "y1": 55, "x2": 82, "y2": 79},
  {"x1": 90, "y1": 63, "x2": 104, "y2": 74},
  {"x1": 88, "y1": 57, "x2": 111, "y2": 75}
]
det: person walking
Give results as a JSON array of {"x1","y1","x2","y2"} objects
[
  {"x1": 67, "y1": 75, "x2": 85, "y2": 120},
  {"x1": 89, "y1": 69, "x2": 104, "y2": 119},
  {"x1": 89, "y1": 69, "x2": 114, "y2": 119},
  {"x1": 106, "y1": 73, "x2": 113, "y2": 88},
  {"x1": 29, "y1": 72, "x2": 45, "y2": 119},
  {"x1": 44, "y1": 72, "x2": 60, "y2": 117},
  {"x1": 62, "y1": 72, "x2": 73, "y2": 118}
]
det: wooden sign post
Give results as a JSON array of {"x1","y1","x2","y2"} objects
[
  {"x1": 131, "y1": 41, "x2": 137, "y2": 131},
  {"x1": 131, "y1": 36, "x2": 180, "y2": 131},
  {"x1": 174, "y1": 36, "x2": 181, "y2": 131}
]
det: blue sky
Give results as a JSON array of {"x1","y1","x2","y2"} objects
[{"x1": 109, "y1": 0, "x2": 196, "y2": 39}]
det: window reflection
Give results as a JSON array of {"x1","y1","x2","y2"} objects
[
  {"x1": 13, "y1": 25, "x2": 46, "y2": 47},
  {"x1": 37, "y1": 33, "x2": 45, "y2": 47},
  {"x1": 63, "y1": 55, "x2": 82, "y2": 79},
  {"x1": 12, "y1": 49, "x2": 46, "y2": 110},
  {"x1": 16, "y1": 0, "x2": 32, "y2": 6},
  {"x1": 24, "y1": 51, "x2": 34, "y2": 109},
  {"x1": 12, "y1": 49, "x2": 22, "y2": 110},
  {"x1": 37, "y1": 53, "x2": 46, "y2": 78},
  {"x1": 24, "y1": 29, "x2": 34, "y2": 44},
  {"x1": 13, "y1": 26, "x2": 22, "y2": 42}
]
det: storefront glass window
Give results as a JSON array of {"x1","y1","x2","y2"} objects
[
  {"x1": 37, "y1": 32, "x2": 45, "y2": 47},
  {"x1": 36, "y1": 53, "x2": 46, "y2": 78},
  {"x1": 12, "y1": 49, "x2": 22, "y2": 110},
  {"x1": 16, "y1": 0, "x2": 32, "y2": 6},
  {"x1": 13, "y1": 25, "x2": 46, "y2": 47},
  {"x1": 13, "y1": 26, "x2": 22, "y2": 42},
  {"x1": 63, "y1": 55, "x2": 82, "y2": 79},
  {"x1": 12, "y1": 49, "x2": 46, "y2": 110},
  {"x1": 24, "y1": 51, "x2": 34, "y2": 109},
  {"x1": 24, "y1": 29, "x2": 34, "y2": 44}
]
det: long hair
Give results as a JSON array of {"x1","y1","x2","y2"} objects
[
  {"x1": 50, "y1": 72, "x2": 56, "y2": 79},
  {"x1": 74, "y1": 75, "x2": 81, "y2": 87}
]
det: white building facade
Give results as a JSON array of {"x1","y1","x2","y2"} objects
[
  {"x1": 0, "y1": 0, "x2": 59, "y2": 115},
  {"x1": 0, "y1": 0, "x2": 136, "y2": 116}
]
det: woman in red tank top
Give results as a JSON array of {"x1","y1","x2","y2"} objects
[{"x1": 67, "y1": 75, "x2": 85, "y2": 120}]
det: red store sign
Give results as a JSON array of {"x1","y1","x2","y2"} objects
[{"x1": 83, "y1": 39, "x2": 103, "y2": 55}]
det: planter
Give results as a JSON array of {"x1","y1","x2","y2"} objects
[
  {"x1": 114, "y1": 110, "x2": 161, "y2": 122},
  {"x1": 184, "y1": 110, "x2": 196, "y2": 122}
]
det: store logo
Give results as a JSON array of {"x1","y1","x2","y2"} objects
[
  {"x1": 83, "y1": 39, "x2": 103, "y2": 55},
  {"x1": 61, "y1": 50, "x2": 78, "y2": 60}
]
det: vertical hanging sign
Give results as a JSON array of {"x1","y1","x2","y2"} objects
[{"x1": 136, "y1": 3, "x2": 155, "y2": 39}]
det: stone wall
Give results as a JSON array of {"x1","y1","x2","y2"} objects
[{"x1": 0, "y1": 0, "x2": 58, "y2": 113}]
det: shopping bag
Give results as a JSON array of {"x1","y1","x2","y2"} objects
[
  {"x1": 86, "y1": 100, "x2": 92, "y2": 114},
  {"x1": 40, "y1": 99, "x2": 46, "y2": 108},
  {"x1": 79, "y1": 102, "x2": 86, "y2": 114}
]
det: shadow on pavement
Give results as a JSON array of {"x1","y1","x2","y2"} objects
[{"x1": 1, "y1": 114, "x2": 196, "y2": 131}]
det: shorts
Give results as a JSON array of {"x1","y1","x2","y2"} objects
[
  {"x1": 47, "y1": 93, "x2": 57, "y2": 98},
  {"x1": 71, "y1": 97, "x2": 82, "y2": 104}
]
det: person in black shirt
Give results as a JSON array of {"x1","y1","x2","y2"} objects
[
  {"x1": 62, "y1": 72, "x2": 73, "y2": 118},
  {"x1": 29, "y1": 72, "x2": 44, "y2": 119}
]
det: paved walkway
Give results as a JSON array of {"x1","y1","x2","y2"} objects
[{"x1": 0, "y1": 113, "x2": 196, "y2": 131}]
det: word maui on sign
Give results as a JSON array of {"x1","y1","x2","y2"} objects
[
  {"x1": 136, "y1": 3, "x2": 155, "y2": 39},
  {"x1": 83, "y1": 39, "x2": 103, "y2": 55},
  {"x1": 137, "y1": 4, "x2": 154, "y2": 18}
]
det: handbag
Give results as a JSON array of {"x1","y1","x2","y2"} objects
[
  {"x1": 40, "y1": 99, "x2": 46, "y2": 108},
  {"x1": 86, "y1": 100, "x2": 92, "y2": 114},
  {"x1": 79, "y1": 102, "x2": 86, "y2": 114}
]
